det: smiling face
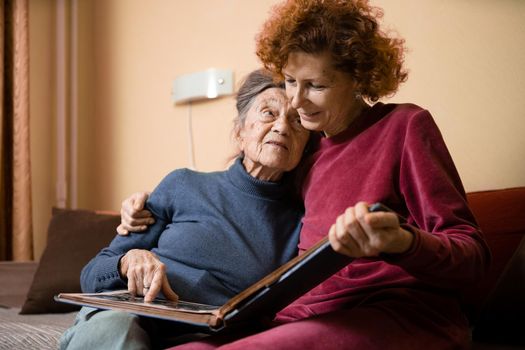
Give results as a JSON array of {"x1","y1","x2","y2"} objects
[
  {"x1": 237, "y1": 87, "x2": 310, "y2": 181},
  {"x1": 283, "y1": 51, "x2": 366, "y2": 137}
]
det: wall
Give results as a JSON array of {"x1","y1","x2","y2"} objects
[
  {"x1": 375, "y1": 0, "x2": 525, "y2": 192},
  {"x1": 30, "y1": 0, "x2": 525, "y2": 259},
  {"x1": 75, "y1": 0, "x2": 284, "y2": 213}
]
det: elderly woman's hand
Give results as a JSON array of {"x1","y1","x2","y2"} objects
[
  {"x1": 119, "y1": 249, "x2": 178, "y2": 302},
  {"x1": 117, "y1": 192, "x2": 154, "y2": 235},
  {"x1": 328, "y1": 202, "x2": 414, "y2": 258}
]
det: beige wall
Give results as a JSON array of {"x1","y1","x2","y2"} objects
[
  {"x1": 375, "y1": 0, "x2": 525, "y2": 192},
  {"x1": 30, "y1": 0, "x2": 525, "y2": 259},
  {"x1": 74, "y1": 0, "x2": 285, "y2": 214}
]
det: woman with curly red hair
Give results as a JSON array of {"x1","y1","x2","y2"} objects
[{"x1": 125, "y1": 1, "x2": 490, "y2": 348}]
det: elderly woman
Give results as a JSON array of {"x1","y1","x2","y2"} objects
[{"x1": 59, "y1": 69, "x2": 310, "y2": 350}]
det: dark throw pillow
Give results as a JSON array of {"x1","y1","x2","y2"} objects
[{"x1": 20, "y1": 207, "x2": 120, "y2": 314}]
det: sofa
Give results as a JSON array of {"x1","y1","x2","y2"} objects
[
  {"x1": 0, "y1": 208, "x2": 121, "y2": 349},
  {"x1": 0, "y1": 187, "x2": 523, "y2": 349}
]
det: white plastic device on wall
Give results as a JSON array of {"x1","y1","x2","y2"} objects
[{"x1": 172, "y1": 68, "x2": 233, "y2": 104}]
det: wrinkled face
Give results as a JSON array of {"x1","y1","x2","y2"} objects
[
  {"x1": 238, "y1": 88, "x2": 310, "y2": 179},
  {"x1": 283, "y1": 51, "x2": 360, "y2": 137}
]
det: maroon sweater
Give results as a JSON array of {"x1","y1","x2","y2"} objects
[{"x1": 278, "y1": 103, "x2": 490, "y2": 325}]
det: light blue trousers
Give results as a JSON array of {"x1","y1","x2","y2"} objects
[
  {"x1": 60, "y1": 307, "x2": 151, "y2": 350},
  {"x1": 60, "y1": 306, "x2": 210, "y2": 349}
]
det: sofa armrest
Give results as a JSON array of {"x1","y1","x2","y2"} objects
[
  {"x1": 466, "y1": 187, "x2": 525, "y2": 347},
  {"x1": 0, "y1": 261, "x2": 38, "y2": 308},
  {"x1": 465, "y1": 187, "x2": 525, "y2": 317}
]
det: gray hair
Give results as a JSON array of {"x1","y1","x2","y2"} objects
[{"x1": 234, "y1": 69, "x2": 284, "y2": 133}]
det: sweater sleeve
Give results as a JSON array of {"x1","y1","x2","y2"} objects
[
  {"x1": 80, "y1": 172, "x2": 177, "y2": 293},
  {"x1": 390, "y1": 109, "x2": 491, "y2": 289}
]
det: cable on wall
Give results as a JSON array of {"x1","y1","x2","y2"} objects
[{"x1": 187, "y1": 101, "x2": 197, "y2": 170}]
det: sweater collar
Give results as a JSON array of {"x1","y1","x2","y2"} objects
[
  {"x1": 227, "y1": 157, "x2": 291, "y2": 199},
  {"x1": 318, "y1": 102, "x2": 389, "y2": 149}
]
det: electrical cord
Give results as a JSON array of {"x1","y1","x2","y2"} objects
[{"x1": 187, "y1": 101, "x2": 197, "y2": 170}]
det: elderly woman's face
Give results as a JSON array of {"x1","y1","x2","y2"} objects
[
  {"x1": 238, "y1": 87, "x2": 309, "y2": 181},
  {"x1": 283, "y1": 51, "x2": 361, "y2": 137}
]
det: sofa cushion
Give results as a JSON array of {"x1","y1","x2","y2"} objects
[
  {"x1": 20, "y1": 208, "x2": 119, "y2": 314},
  {"x1": 0, "y1": 261, "x2": 38, "y2": 308}
]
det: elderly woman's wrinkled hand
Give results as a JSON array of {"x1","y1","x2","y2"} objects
[
  {"x1": 119, "y1": 249, "x2": 178, "y2": 302},
  {"x1": 117, "y1": 192, "x2": 154, "y2": 235},
  {"x1": 328, "y1": 201, "x2": 414, "y2": 258}
]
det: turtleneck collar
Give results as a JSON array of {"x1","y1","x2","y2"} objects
[{"x1": 226, "y1": 157, "x2": 291, "y2": 200}]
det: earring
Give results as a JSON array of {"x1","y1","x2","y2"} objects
[{"x1": 354, "y1": 91, "x2": 362, "y2": 100}]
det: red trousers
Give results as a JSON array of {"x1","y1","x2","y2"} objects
[{"x1": 168, "y1": 301, "x2": 470, "y2": 350}]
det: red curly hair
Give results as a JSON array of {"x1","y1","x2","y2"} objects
[{"x1": 256, "y1": 0, "x2": 408, "y2": 102}]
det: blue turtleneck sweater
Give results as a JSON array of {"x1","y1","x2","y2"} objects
[{"x1": 80, "y1": 158, "x2": 303, "y2": 305}]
